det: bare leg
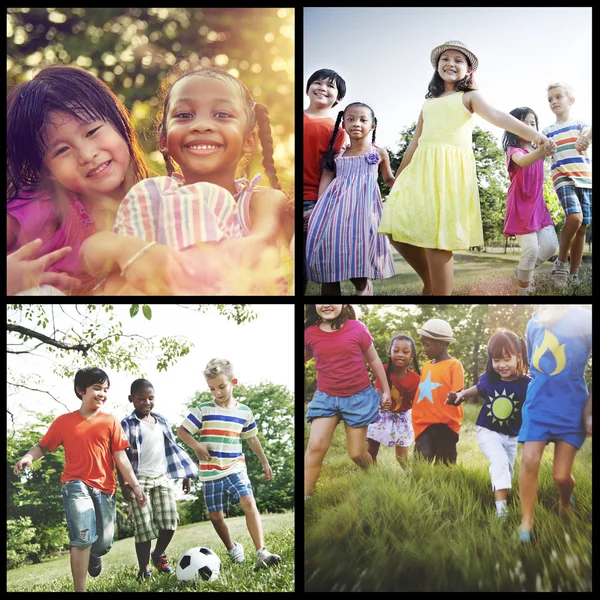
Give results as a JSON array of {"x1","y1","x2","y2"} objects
[
  {"x1": 209, "y1": 510, "x2": 234, "y2": 550},
  {"x1": 135, "y1": 541, "x2": 151, "y2": 573},
  {"x1": 569, "y1": 224, "x2": 587, "y2": 273},
  {"x1": 425, "y1": 248, "x2": 454, "y2": 296},
  {"x1": 239, "y1": 494, "x2": 264, "y2": 551},
  {"x1": 494, "y1": 489, "x2": 508, "y2": 502},
  {"x1": 557, "y1": 213, "x2": 583, "y2": 263},
  {"x1": 350, "y1": 277, "x2": 367, "y2": 292},
  {"x1": 153, "y1": 529, "x2": 175, "y2": 558},
  {"x1": 304, "y1": 416, "x2": 340, "y2": 496},
  {"x1": 395, "y1": 445, "x2": 409, "y2": 466},
  {"x1": 388, "y1": 238, "x2": 432, "y2": 294},
  {"x1": 552, "y1": 441, "x2": 578, "y2": 517},
  {"x1": 518, "y1": 441, "x2": 546, "y2": 533},
  {"x1": 321, "y1": 282, "x2": 342, "y2": 296},
  {"x1": 70, "y1": 545, "x2": 91, "y2": 592},
  {"x1": 344, "y1": 423, "x2": 373, "y2": 469},
  {"x1": 367, "y1": 438, "x2": 380, "y2": 463}
]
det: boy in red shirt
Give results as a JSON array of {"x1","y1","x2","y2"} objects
[
  {"x1": 13, "y1": 367, "x2": 147, "y2": 592},
  {"x1": 413, "y1": 319, "x2": 464, "y2": 464},
  {"x1": 303, "y1": 68, "x2": 347, "y2": 293}
]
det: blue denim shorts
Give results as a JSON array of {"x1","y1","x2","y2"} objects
[
  {"x1": 306, "y1": 385, "x2": 381, "y2": 428},
  {"x1": 556, "y1": 186, "x2": 592, "y2": 224},
  {"x1": 61, "y1": 480, "x2": 116, "y2": 554},
  {"x1": 203, "y1": 470, "x2": 254, "y2": 514}
]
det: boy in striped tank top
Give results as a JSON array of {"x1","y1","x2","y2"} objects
[
  {"x1": 177, "y1": 359, "x2": 281, "y2": 569},
  {"x1": 542, "y1": 83, "x2": 592, "y2": 291}
]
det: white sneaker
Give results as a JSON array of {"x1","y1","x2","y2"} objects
[
  {"x1": 551, "y1": 259, "x2": 569, "y2": 289},
  {"x1": 568, "y1": 273, "x2": 581, "y2": 288},
  {"x1": 356, "y1": 279, "x2": 373, "y2": 296},
  {"x1": 256, "y1": 547, "x2": 281, "y2": 568},
  {"x1": 227, "y1": 541, "x2": 245, "y2": 563}
]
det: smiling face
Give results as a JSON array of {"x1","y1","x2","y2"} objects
[
  {"x1": 390, "y1": 338, "x2": 414, "y2": 370},
  {"x1": 437, "y1": 50, "x2": 471, "y2": 85},
  {"x1": 307, "y1": 77, "x2": 340, "y2": 110},
  {"x1": 315, "y1": 304, "x2": 343, "y2": 321},
  {"x1": 42, "y1": 111, "x2": 131, "y2": 201},
  {"x1": 492, "y1": 352, "x2": 519, "y2": 381},
  {"x1": 419, "y1": 335, "x2": 447, "y2": 361},
  {"x1": 129, "y1": 385, "x2": 155, "y2": 418},
  {"x1": 343, "y1": 105, "x2": 374, "y2": 141},
  {"x1": 160, "y1": 74, "x2": 256, "y2": 188},
  {"x1": 77, "y1": 380, "x2": 109, "y2": 413}
]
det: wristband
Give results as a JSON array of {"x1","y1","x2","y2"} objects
[{"x1": 120, "y1": 241, "x2": 157, "y2": 278}]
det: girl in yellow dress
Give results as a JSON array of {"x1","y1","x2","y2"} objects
[{"x1": 379, "y1": 40, "x2": 553, "y2": 296}]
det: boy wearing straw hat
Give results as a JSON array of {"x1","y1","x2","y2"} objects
[{"x1": 413, "y1": 318, "x2": 464, "y2": 464}]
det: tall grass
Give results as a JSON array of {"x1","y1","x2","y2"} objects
[{"x1": 304, "y1": 404, "x2": 592, "y2": 592}]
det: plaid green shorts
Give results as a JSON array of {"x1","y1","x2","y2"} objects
[{"x1": 131, "y1": 473, "x2": 179, "y2": 543}]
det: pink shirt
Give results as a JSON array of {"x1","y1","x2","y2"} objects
[
  {"x1": 504, "y1": 147, "x2": 554, "y2": 236},
  {"x1": 304, "y1": 319, "x2": 374, "y2": 396},
  {"x1": 7, "y1": 188, "x2": 96, "y2": 277}
]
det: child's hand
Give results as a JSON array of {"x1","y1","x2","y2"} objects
[
  {"x1": 543, "y1": 139, "x2": 557, "y2": 156},
  {"x1": 533, "y1": 133, "x2": 551, "y2": 149},
  {"x1": 182, "y1": 478, "x2": 192, "y2": 494},
  {"x1": 121, "y1": 482, "x2": 134, "y2": 502},
  {"x1": 13, "y1": 454, "x2": 33, "y2": 476},
  {"x1": 261, "y1": 462, "x2": 273, "y2": 481},
  {"x1": 380, "y1": 391, "x2": 392, "y2": 411},
  {"x1": 575, "y1": 136, "x2": 591, "y2": 154},
  {"x1": 131, "y1": 484, "x2": 147, "y2": 508},
  {"x1": 194, "y1": 443, "x2": 212, "y2": 462},
  {"x1": 445, "y1": 390, "x2": 464, "y2": 406}
]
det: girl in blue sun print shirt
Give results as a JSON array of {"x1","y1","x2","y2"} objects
[{"x1": 446, "y1": 329, "x2": 531, "y2": 520}]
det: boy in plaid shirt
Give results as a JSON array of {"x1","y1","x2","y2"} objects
[{"x1": 119, "y1": 378, "x2": 199, "y2": 582}]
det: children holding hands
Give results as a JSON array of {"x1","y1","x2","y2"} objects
[{"x1": 446, "y1": 330, "x2": 531, "y2": 519}]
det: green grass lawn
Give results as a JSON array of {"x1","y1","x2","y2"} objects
[
  {"x1": 304, "y1": 404, "x2": 592, "y2": 592},
  {"x1": 7, "y1": 511, "x2": 294, "y2": 592},
  {"x1": 305, "y1": 248, "x2": 592, "y2": 296}
]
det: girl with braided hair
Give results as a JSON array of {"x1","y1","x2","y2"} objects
[
  {"x1": 305, "y1": 102, "x2": 396, "y2": 295},
  {"x1": 80, "y1": 64, "x2": 292, "y2": 295}
]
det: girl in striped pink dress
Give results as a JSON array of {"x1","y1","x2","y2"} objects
[
  {"x1": 81, "y1": 66, "x2": 293, "y2": 295},
  {"x1": 305, "y1": 102, "x2": 396, "y2": 295}
]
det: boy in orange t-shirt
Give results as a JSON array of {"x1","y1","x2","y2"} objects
[
  {"x1": 412, "y1": 319, "x2": 464, "y2": 464},
  {"x1": 13, "y1": 367, "x2": 147, "y2": 592},
  {"x1": 303, "y1": 68, "x2": 347, "y2": 293}
]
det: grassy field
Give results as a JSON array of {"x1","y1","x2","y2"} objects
[
  {"x1": 304, "y1": 404, "x2": 592, "y2": 592},
  {"x1": 305, "y1": 248, "x2": 592, "y2": 296},
  {"x1": 7, "y1": 512, "x2": 294, "y2": 592}
]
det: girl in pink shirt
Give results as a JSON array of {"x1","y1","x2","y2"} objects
[
  {"x1": 6, "y1": 65, "x2": 150, "y2": 295},
  {"x1": 304, "y1": 304, "x2": 391, "y2": 499},
  {"x1": 502, "y1": 107, "x2": 558, "y2": 296}
]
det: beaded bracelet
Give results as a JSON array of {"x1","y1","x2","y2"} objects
[{"x1": 120, "y1": 241, "x2": 157, "y2": 278}]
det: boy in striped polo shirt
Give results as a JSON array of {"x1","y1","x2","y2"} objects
[
  {"x1": 542, "y1": 82, "x2": 592, "y2": 290},
  {"x1": 177, "y1": 358, "x2": 281, "y2": 568}
]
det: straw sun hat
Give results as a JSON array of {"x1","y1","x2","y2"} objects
[
  {"x1": 416, "y1": 318, "x2": 456, "y2": 343},
  {"x1": 430, "y1": 40, "x2": 478, "y2": 72}
]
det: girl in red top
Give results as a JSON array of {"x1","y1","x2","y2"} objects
[
  {"x1": 367, "y1": 334, "x2": 421, "y2": 466},
  {"x1": 304, "y1": 304, "x2": 391, "y2": 499}
]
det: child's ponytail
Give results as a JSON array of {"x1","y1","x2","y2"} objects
[
  {"x1": 320, "y1": 110, "x2": 344, "y2": 173},
  {"x1": 254, "y1": 102, "x2": 282, "y2": 191}
]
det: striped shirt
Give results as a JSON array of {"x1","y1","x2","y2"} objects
[
  {"x1": 542, "y1": 119, "x2": 592, "y2": 190},
  {"x1": 180, "y1": 401, "x2": 257, "y2": 481},
  {"x1": 113, "y1": 175, "x2": 243, "y2": 249},
  {"x1": 121, "y1": 411, "x2": 199, "y2": 480}
]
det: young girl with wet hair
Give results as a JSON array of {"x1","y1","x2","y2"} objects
[
  {"x1": 304, "y1": 304, "x2": 391, "y2": 498},
  {"x1": 305, "y1": 102, "x2": 396, "y2": 296},
  {"x1": 81, "y1": 64, "x2": 293, "y2": 295},
  {"x1": 502, "y1": 107, "x2": 558, "y2": 296},
  {"x1": 447, "y1": 329, "x2": 531, "y2": 519},
  {"x1": 6, "y1": 65, "x2": 150, "y2": 294},
  {"x1": 366, "y1": 333, "x2": 421, "y2": 466}
]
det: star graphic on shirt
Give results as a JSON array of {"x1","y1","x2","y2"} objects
[{"x1": 416, "y1": 372, "x2": 442, "y2": 404}]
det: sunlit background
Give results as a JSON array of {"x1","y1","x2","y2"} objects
[{"x1": 7, "y1": 8, "x2": 294, "y2": 198}]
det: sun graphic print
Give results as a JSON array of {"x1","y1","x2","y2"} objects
[{"x1": 486, "y1": 389, "x2": 519, "y2": 427}]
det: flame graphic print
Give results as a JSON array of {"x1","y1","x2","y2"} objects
[{"x1": 532, "y1": 330, "x2": 566, "y2": 376}]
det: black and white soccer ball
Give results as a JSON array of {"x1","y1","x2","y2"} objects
[{"x1": 176, "y1": 546, "x2": 221, "y2": 582}]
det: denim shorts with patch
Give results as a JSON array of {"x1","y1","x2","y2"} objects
[{"x1": 61, "y1": 479, "x2": 116, "y2": 555}]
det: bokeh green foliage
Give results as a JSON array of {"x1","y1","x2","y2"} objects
[{"x1": 7, "y1": 8, "x2": 294, "y2": 196}]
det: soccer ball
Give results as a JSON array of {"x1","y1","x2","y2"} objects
[{"x1": 176, "y1": 547, "x2": 221, "y2": 582}]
